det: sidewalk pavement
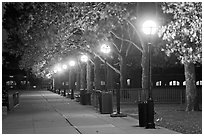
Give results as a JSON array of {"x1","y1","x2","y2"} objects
[{"x1": 2, "y1": 90, "x2": 180, "y2": 134}]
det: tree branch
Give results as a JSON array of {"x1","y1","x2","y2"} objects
[
  {"x1": 110, "y1": 31, "x2": 143, "y2": 52},
  {"x1": 126, "y1": 22, "x2": 133, "y2": 57},
  {"x1": 111, "y1": 42, "x2": 121, "y2": 55},
  {"x1": 76, "y1": 45, "x2": 121, "y2": 75},
  {"x1": 125, "y1": 19, "x2": 145, "y2": 51},
  {"x1": 94, "y1": 52, "x2": 121, "y2": 75}
]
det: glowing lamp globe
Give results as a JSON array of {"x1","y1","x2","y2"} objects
[
  {"x1": 100, "y1": 44, "x2": 111, "y2": 54},
  {"x1": 69, "y1": 60, "x2": 76, "y2": 67},
  {"x1": 81, "y1": 55, "x2": 88, "y2": 62},
  {"x1": 62, "y1": 64, "x2": 68, "y2": 70},
  {"x1": 142, "y1": 20, "x2": 157, "y2": 35}
]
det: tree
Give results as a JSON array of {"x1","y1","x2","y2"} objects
[
  {"x1": 159, "y1": 2, "x2": 202, "y2": 111},
  {"x1": 4, "y1": 3, "x2": 169, "y2": 103}
]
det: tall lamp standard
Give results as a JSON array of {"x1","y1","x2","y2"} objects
[{"x1": 142, "y1": 20, "x2": 157, "y2": 129}]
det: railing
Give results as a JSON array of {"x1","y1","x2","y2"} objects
[
  {"x1": 110, "y1": 87, "x2": 202, "y2": 104},
  {"x1": 110, "y1": 88, "x2": 142, "y2": 104},
  {"x1": 152, "y1": 88, "x2": 185, "y2": 104}
]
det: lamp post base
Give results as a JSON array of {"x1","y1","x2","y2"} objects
[
  {"x1": 146, "y1": 122, "x2": 155, "y2": 129},
  {"x1": 110, "y1": 112, "x2": 127, "y2": 117}
]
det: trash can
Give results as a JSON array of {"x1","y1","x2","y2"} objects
[
  {"x1": 98, "y1": 91, "x2": 113, "y2": 114},
  {"x1": 80, "y1": 89, "x2": 91, "y2": 105},
  {"x1": 138, "y1": 101, "x2": 148, "y2": 127}
]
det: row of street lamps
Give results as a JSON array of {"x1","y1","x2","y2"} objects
[
  {"x1": 49, "y1": 19, "x2": 157, "y2": 129},
  {"x1": 50, "y1": 43, "x2": 111, "y2": 97},
  {"x1": 52, "y1": 45, "x2": 110, "y2": 74}
]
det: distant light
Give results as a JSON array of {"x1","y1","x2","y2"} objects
[
  {"x1": 69, "y1": 60, "x2": 76, "y2": 67},
  {"x1": 81, "y1": 55, "x2": 89, "y2": 62},
  {"x1": 54, "y1": 65, "x2": 62, "y2": 73},
  {"x1": 101, "y1": 44, "x2": 111, "y2": 54},
  {"x1": 54, "y1": 69, "x2": 58, "y2": 73},
  {"x1": 9, "y1": 75, "x2": 14, "y2": 78},
  {"x1": 62, "y1": 64, "x2": 68, "y2": 70},
  {"x1": 142, "y1": 20, "x2": 157, "y2": 35},
  {"x1": 33, "y1": 86, "x2": 36, "y2": 88},
  {"x1": 57, "y1": 66, "x2": 62, "y2": 72}
]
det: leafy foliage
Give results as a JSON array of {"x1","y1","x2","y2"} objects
[
  {"x1": 3, "y1": 2, "x2": 130, "y2": 77},
  {"x1": 159, "y1": 2, "x2": 202, "y2": 64}
]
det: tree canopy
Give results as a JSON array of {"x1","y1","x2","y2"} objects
[
  {"x1": 159, "y1": 2, "x2": 202, "y2": 64},
  {"x1": 3, "y1": 2, "x2": 141, "y2": 77}
]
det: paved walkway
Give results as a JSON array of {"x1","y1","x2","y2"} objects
[{"x1": 2, "y1": 90, "x2": 180, "y2": 134}]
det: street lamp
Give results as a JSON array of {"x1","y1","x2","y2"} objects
[
  {"x1": 142, "y1": 20, "x2": 157, "y2": 35},
  {"x1": 80, "y1": 54, "x2": 89, "y2": 63},
  {"x1": 142, "y1": 20, "x2": 157, "y2": 129},
  {"x1": 69, "y1": 60, "x2": 76, "y2": 67},
  {"x1": 62, "y1": 64, "x2": 68, "y2": 70}
]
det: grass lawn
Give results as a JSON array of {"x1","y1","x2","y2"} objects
[{"x1": 116, "y1": 103, "x2": 202, "y2": 134}]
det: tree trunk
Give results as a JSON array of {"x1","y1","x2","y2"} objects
[
  {"x1": 76, "y1": 67, "x2": 80, "y2": 92},
  {"x1": 94, "y1": 57, "x2": 101, "y2": 90},
  {"x1": 93, "y1": 57, "x2": 102, "y2": 107},
  {"x1": 107, "y1": 59, "x2": 114, "y2": 89},
  {"x1": 68, "y1": 70, "x2": 73, "y2": 89},
  {"x1": 80, "y1": 64, "x2": 86, "y2": 90},
  {"x1": 120, "y1": 54, "x2": 127, "y2": 89},
  {"x1": 86, "y1": 61, "x2": 92, "y2": 92},
  {"x1": 184, "y1": 61, "x2": 197, "y2": 111}
]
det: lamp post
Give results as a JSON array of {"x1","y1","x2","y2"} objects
[{"x1": 142, "y1": 20, "x2": 157, "y2": 129}]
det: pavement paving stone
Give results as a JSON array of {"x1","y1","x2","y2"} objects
[
  {"x1": 2, "y1": 90, "x2": 180, "y2": 134},
  {"x1": 33, "y1": 120, "x2": 69, "y2": 128},
  {"x1": 34, "y1": 126, "x2": 79, "y2": 134},
  {"x1": 76, "y1": 124, "x2": 127, "y2": 134},
  {"x1": 2, "y1": 128, "x2": 34, "y2": 134},
  {"x1": 3, "y1": 120, "x2": 33, "y2": 130}
]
